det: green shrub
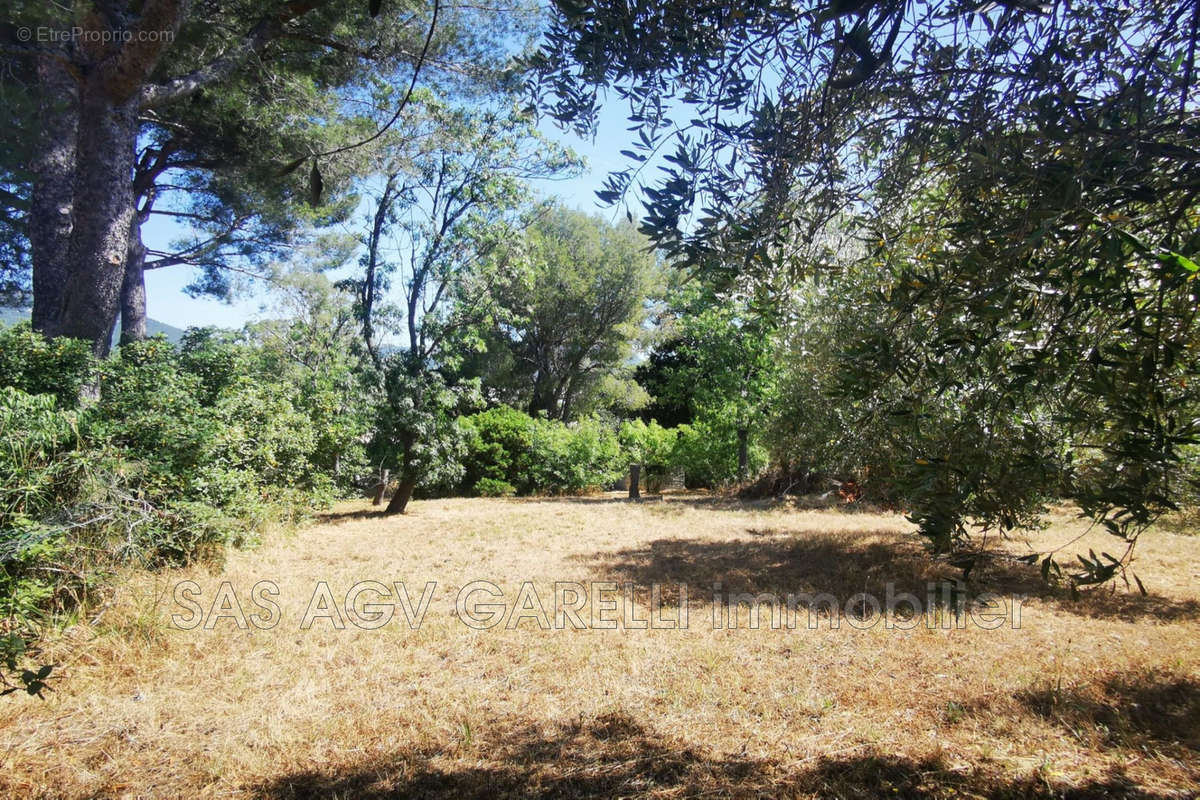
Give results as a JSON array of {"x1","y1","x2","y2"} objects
[
  {"x1": 0, "y1": 387, "x2": 82, "y2": 522},
  {"x1": 178, "y1": 327, "x2": 253, "y2": 406},
  {"x1": 0, "y1": 325, "x2": 363, "y2": 693},
  {"x1": 1, "y1": 387, "x2": 150, "y2": 619},
  {"x1": 1, "y1": 329, "x2": 356, "y2": 629},
  {"x1": 203, "y1": 379, "x2": 318, "y2": 491},
  {"x1": 527, "y1": 414, "x2": 622, "y2": 494},
  {"x1": 474, "y1": 477, "x2": 517, "y2": 497},
  {"x1": 0, "y1": 388, "x2": 77, "y2": 624},
  {"x1": 619, "y1": 418, "x2": 678, "y2": 490},
  {"x1": 460, "y1": 405, "x2": 536, "y2": 493},
  {"x1": 460, "y1": 406, "x2": 624, "y2": 495},
  {"x1": 0, "y1": 324, "x2": 94, "y2": 409},
  {"x1": 89, "y1": 338, "x2": 208, "y2": 493},
  {"x1": 673, "y1": 415, "x2": 766, "y2": 488},
  {"x1": 463, "y1": 406, "x2": 778, "y2": 495}
]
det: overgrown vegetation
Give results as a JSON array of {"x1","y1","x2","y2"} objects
[
  {"x1": 1, "y1": 0, "x2": 1197, "y2": 716},
  {"x1": 530, "y1": 0, "x2": 1200, "y2": 584},
  {"x1": 0, "y1": 298, "x2": 761, "y2": 691},
  {"x1": 0, "y1": 319, "x2": 370, "y2": 693}
]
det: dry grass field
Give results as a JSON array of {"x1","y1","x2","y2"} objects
[{"x1": 0, "y1": 494, "x2": 1197, "y2": 799}]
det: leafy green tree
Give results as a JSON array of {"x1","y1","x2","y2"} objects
[
  {"x1": 369, "y1": 354, "x2": 474, "y2": 510},
  {"x1": 532, "y1": 0, "x2": 1199, "y2": 584},
  {"x1": 771, "y1": 259, "x2": 1067, "y2": 542},
  {"x1": 528, "y1": 1, "x2": 1196, "y2": 268},
  {"x1": 3, "y1": 0, "x2": 524, "y2": 354},
  {"x1": 632, "y1": 338, "x2": 696, "y2": 429},
  {"x1": 834, "y1": 137, "x2": 1200, "y2": 579},
  {"x1": 460, "y1": 204, "x2": 663, "y2": 419},
  {"x1": 646, "y1": 289, "x2": 778, "y2": 481},
  {"x1": 349, "y1": 100, "x2": 576, "y2": 513},
  {"x1": 247, "y1": 268, "x2": 373, "y2": 490}
]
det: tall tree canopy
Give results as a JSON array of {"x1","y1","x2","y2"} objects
[
  {"x1": 529, "y1": 0, "x2": 1200, "y2": 579},
  {"x1": 1, "y1": 0, "x2": 525, "y2": 353},
  {"x1": 458, "y1": 204, "x2": 664, "y2": 420},
  {"x1": 348, "y1": 100, "x2": 578, "y2": 513},
  {"x1": 528, "y1": 0, "x2": 1197, "y2": 272},
  {"x1": 647, "y1": 287, "x2": 778, "y2": 480}
]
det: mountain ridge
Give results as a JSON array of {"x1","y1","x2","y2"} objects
[{"x1": 0, "y1": 307, "x2": 190, "y2": 346}]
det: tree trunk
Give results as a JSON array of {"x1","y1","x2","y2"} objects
[
  {"x1": 29, "y1": 2, "x2": 181, "y2": 357},
  {"x1": 119, "y1": 226, "x2": 148, "y2": 345},
  {"x1": 628, "y1": 464, "x2": 641, "y2": 500},
  {"x1": 361, "y1": 176, "x2": 396, "y2": 367},
  {"x1": 55, "y1": 91, "x2": 140, "y2": 357},
  {"x1": 385, "y1": 475, "x2": 418, "y2": 514},
  {"x1": 29, "y1": 56, "x2": 77, "y2": 335},
  {"x1": 372, "y1": 469, "x2": 390, "y2": 506},
  {"x1": 736, "y1": 427, "x2": 750, "y2": 482},
  {"x1": 529, "y1": 367, "x2": 555, "y2": 417},
  {"x1": 558, "y1": 374, "x2": 575, "y2": 421},
  {"x1": 31, "y1": 78, "x2": 140, "y2": 356}
]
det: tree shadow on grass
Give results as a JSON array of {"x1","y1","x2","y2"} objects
[
  {"x1": 961, "y1": 668, "x2": 1200, "y2": 792},
  {"x1": 581, "y1": 532, "x2": 1200, "y2": 623},
  {"x1": 968, "y1": 550, "x2": 1200, "y2": 623},
  {"x1": 314, "y1": 508, "x2": 388, "y2": 524},
  {"x1": 252, "y1": 712, "x2": 1183, "y2": 799},
  {"x1": 1014, "y1": 670, "x2": 1200, "y2": 754},
  {"x1": 535, "y1": 492, "x2": 874, "y2": 514},
  {"x1": 582, "y1": 531, "x2": 945, "y2": 609}
]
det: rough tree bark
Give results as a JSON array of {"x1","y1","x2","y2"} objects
[
  {"x1": 120, "y1": 227, "x2": 148, "y2": 346},
  {"x1": 385, "y1": 474, "x2": 418, "y2": 514},
  {"x1": 28, "y1": 1, "x2": 184, "y2": 356},
  {"x1": 28, "y1": 57, "x2": 77, "y2": 336},
  {"x1": 57, "y1": 93, "x2": 140, "y2": 356}
]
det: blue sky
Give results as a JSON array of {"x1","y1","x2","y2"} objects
[{"x1": 142, "y1": 100, "x2": 638, "y2": 330}]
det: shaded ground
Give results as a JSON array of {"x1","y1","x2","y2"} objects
[
  {"x1": 587, "y1": 531, "x2": 1200, "y2": 622},
  {"x1": 256, "y1": 713, "x2": 1185, "y2": 799},
  {"x1": 1, "y1": 496, "x2": 1196, "y2": 798}
]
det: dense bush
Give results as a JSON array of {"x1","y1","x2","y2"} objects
[
  {"x1": 457, "y1": 407, "x2": 624, "y2": 495},
  {"x1": 0, "y1": 325, "x2": 94, "y2": 409},
  {"x1": 457, "y1": 405, "x2": 759, "y2": 495},
  {"x1": 0, "y1": 387, "x2": 85, "y2": 623},
  {"x1": 459, "y1": 405, "x2": 536, "y2": 495},
  {"x1": 0, "y1": 326, "x2": 368, "y2": 652},
  {"x1": 618, "y1": 419, "x2": 677, "y2": 490},
  {"x1": 90, "y1": 335, "x2": 339, "y2": 511},
  {"x1": 527, "y1": 414, "x2": 623, "y2": 494},
  {"x1": 673, "y1": 416, "x2": 767, "y2": 489}
]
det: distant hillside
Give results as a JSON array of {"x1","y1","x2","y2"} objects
[{"x1": 0, "y1": 307, "x2": 189, "y2": 346}]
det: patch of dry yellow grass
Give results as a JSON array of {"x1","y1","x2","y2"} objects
[{"x1": 0, "y1": 495, "x2": 1197, "y2": 798}]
